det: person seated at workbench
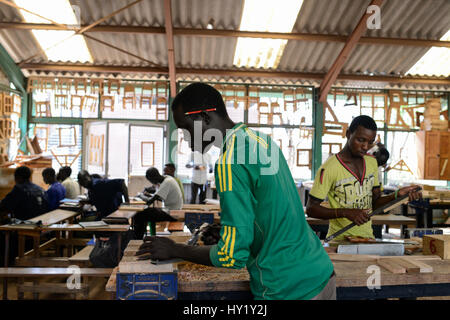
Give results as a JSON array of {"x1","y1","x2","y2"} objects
[
  {"x1": 0, "y1": 166, "x2": 49, "y2": 221},
  {"x1": 136, "y1": 83, "x2": 335, "y2": 300},
  {"x1": 0, "y1": 166, "x2": 49, "y2": 265},
  {"x1": 77, "y1": 170, "x2": 130, "y2": 220},
  {"x1": 306, "y1": 115, "x2": 421, "y2": 241},
  {"x1": 133, "y1": 167, "x2": 183, "y2": 240},
  {"x1": 57, "y1": 166, "x2": 80, "y2": 199},
  {"x1": 163, "y1": 162, "x2": 185, "y2": 201},
  {"x1": 42, "y1": 167, "x2": 66, "y2": 211}
]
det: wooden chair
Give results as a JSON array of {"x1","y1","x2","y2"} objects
[
  {"x1": 105, "y1": 79, "x2": 121, "y2": 95},
  {"x1": 56, "y1": 78, "x2": 72, "y2": 94},
  {"x1": 54, "y1": 94, "x2": 69, "y2": 110},
  {"x1": 73, "y1": 79, "x2": 87, "y2": 94},
  {"x1": 140, "y1": 84, "x2": 153, "y2": 109},
  {"x1": 35, "y1": 101, "x2": 52, "y2": 117},
  {"x1": 156, "y1": 97, "x2": 167, "y2": 120},
  {"x1": 83, "y1": 95, "x2": 98, "y2": 113},
  {"x1": 257, "y1": 101, "x2": 271, "y2": 124},
  {"x1": 271, "y1": 101, "x2": 283, "y2": 125},
  {"x1": 90, "y1": 79, "x2": 103, "y2": 95},
  {"x1": 100, "y1": 95, "x2": 115, "y2": 112},
  {"x1": 123, "y1": 84, "x2": 136, "y2": 109},
  {"x1": 70, "y1": 95, "x2": 84, "y2": 111}
]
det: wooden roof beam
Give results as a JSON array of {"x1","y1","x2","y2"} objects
[
  {"x1": 319, "y1": 0, "x2": 384, "y2": 102},
  {"x1": 1, "y1": 22, "x2": 449, "y2": 48},
  {"x1": 20, "y1": 63, "x2": 450, "y2": 86},
  {"x1": 164, "y1": 0, "x2": 177, "y2": 97}
]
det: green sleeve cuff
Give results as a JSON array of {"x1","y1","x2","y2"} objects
[{"x1": 209, "y1": 244, "x2": 220, "y2": 267}]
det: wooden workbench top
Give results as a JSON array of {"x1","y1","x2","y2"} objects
[
  {"x1": 0, "y1": 209, "x2": 81, "y2": 231},
  {"x1": 176, "y1": 258, "x2": 450, "y2": 293},
  {"x1": 334, "y1": 259, "x2": 450, "y2": 287},
  {"x1": 306, "y1": 214, "x2": 416, "y2": 226},
  {"x1": 43, "y1": 224, "x2": 130, "y2": 232}
]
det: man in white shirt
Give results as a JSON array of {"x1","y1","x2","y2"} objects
[
  {"x1": 57, "y1": 166, "x2": 80, "y2": 199},
  {"x1": 186, "y1": 151, "x2": 212, "y2": 204},
  {"x1": 134, "y1": 167, "x2": 183, "y2": 239}
]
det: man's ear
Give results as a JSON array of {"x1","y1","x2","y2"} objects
[{"x1": 345, "y1": 129, "x2": 351, "y2": 140}]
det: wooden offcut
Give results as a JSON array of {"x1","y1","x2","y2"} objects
[
  {"x1": 423, "y1": 235, "x2": 450, "y2": 260},
  {"x1": 377, "y1": 258, "x2": 406, "y2": 274}
]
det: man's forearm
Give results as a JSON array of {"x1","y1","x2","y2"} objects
[
  {"x1": 306, "y1": 205, "x2": 346, "y2": 220},
  {"x1": 173, "y1": 244, "x2": 213, "y2": 266}
]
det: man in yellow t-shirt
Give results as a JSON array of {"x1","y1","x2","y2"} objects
[{"x1": 306, "y1": 115, "x2": 421, "y2": 241}]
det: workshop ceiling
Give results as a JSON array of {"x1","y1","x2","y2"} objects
[{"x1": 0, "y1": 0, "x2": 449, "y2": 90}]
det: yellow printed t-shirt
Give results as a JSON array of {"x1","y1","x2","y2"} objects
[{"x1": 309, "y1": 154, "x2": 380, "y2": 240}]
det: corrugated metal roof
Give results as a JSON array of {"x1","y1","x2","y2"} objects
[{"x1": 0, "y1": 0, "x2": 448, "y2": 88}]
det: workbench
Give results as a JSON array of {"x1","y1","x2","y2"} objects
[
  {"x1": 107, "y1": 237, "x2": 450, "y2": 300},
  {"x1": 0, "y1": 209, "x2": 81, "y2": 263}
]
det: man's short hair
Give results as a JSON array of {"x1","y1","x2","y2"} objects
[
  {"x1": 349, "y1": 115, "x2": 377, "y2": 133},
  {"x1": 374, "y1": 147, "x2": 390, "y2": 167},
  {"x1": 14, "y1": 166, "x2": 32, "y2": 181},
  {"x1": 171, "y1": 82, "x2": 228, "y2": 117},
  {"x1": 42, "y1": 167, "x2": 56, "y2": 179},
  {"x1": 60, "y1": 166, "x2": 72, "y2": 177},
  {"x1": 145, "y1": 167, "x2": 161, "y2": 181},
  {"x1": 77, "y1": 170, "x2": 90, "y2": 180},
  {"x1": 164, "y1": 163, "x2": 176, "y2": 170}
]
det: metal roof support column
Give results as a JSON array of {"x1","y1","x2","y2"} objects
[
  {"x1": 312, "y1": 87, "x2": 323, "y2": 179},
  {"x1": 0, "y1": 43, "x2": 28, "y2": 151}
]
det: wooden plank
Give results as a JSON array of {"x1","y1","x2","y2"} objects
[
  {"x1": 118, "y1": 260, "x2": 174, "y2": 273},
  {"x1": 168, "y1": 221, "x2": 184, "y2": 231},
  {"x1": 14, "y1": 257, "x2": 72, "y2": 267},
  {"x1": 328, "y1": 254, "x2": 379, "y2": 262},
  {"x1": 55, "y1": 238, "x2": 91, "y2": 246},
  {"x1": 106, "y1": 267, "x2": 118, "y2": 292},
  {"x1": 107, "y1": 209, "x2": 138, "y2": 219},
  {"x1": 385, "y1": 258, "x2": 421, "y2": 273},
  {"x1": 118, "y1": 204, "x2": 147, "y2": 211},
  {"x1": 29, "y1": 209, "x2": 80, "y2": 226},
  {"x1": 68, "y1": 246, "x2": 94, "y2": 262},
  {"x1": 181, "y1": 204, "x2": 220, "y2": 211},
  {"x1": 401, "y1": 259, "x2": 433, "y2": 273},
  {"x1": 384, "y1": 255, "x2": 442, "y2": 261},
  {"x1": 18, "y1": 282, "x2": 89, "y2": 294},
  {"x1": 0, "y1": 267, "x2": 113, "y2": 277},
  {"x1": 376, "y1": 258, "x2": 406, "y2": 274},
  {"x1": 22, "y1": 238, "x2": 56, "y2": 257}
]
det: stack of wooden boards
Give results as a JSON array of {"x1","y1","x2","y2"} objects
[
  {"x1": 420, "y1": 98, "x2": 448, "y2": 131},
  {"x1": 328, "y1": 254, "x2": 439, "y2": 274}
]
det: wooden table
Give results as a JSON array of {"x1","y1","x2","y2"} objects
[
  {"x1": 170, "y1": 210, "x2": 220, "y2": 222},
  {"x1": 0, "y1": 209, "x2": 81, "y2": 300},
  {"x1": 0, "y1": 209, "x2": 81, "y2": 262},
  {"x1": 106, "y1": 209, "x2": 139, "y2": 221}
]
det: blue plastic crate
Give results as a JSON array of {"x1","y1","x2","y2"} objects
[
  {"x1": 116, "y1": 272, "x2": 177, "y2": 300},
  {"x1": 185, "y1": 212, "x2": 214, "y2": 232}
]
